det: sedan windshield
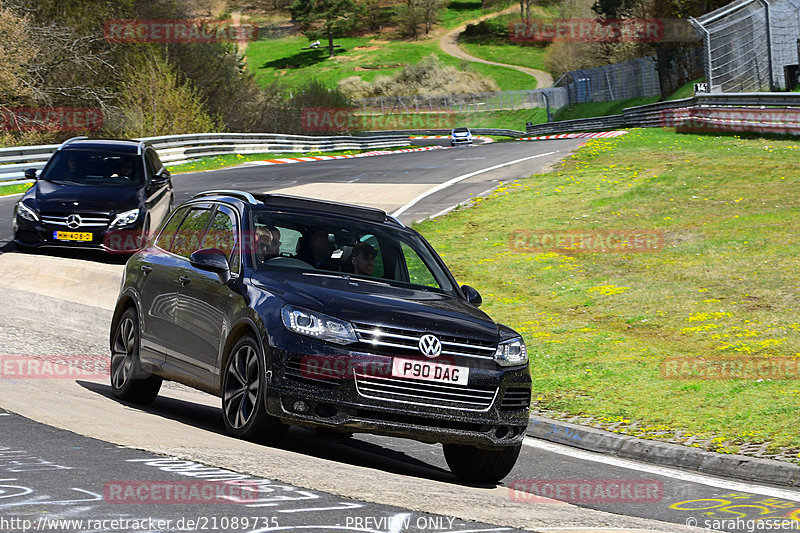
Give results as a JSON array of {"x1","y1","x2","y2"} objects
[
  {"x1": 250, "y1": 211, "x2": 458, "y2": 295},
  {"x1": 41, "y1": 151, "x2": 143, "y2": 186}
]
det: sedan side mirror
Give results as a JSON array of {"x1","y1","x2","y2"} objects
[
  {"x1": 461, "y1": 284, "x2": 482, "y2": 307},
  {"x1": 190, "y1": 248, "x2": 231, "y2": 283},
  {"x1": 24, "y1": 168, "x2": 37, "y2": 180}
]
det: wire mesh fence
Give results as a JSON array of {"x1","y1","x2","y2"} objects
[
  {"x1": 352, "y1": 87, "x2": 569, "y2": 116},
  {"x1": 691, "y1": 0, "x2": 800, "y2": 92},
  {"x1": 553, "y1": 56, "x2": 662, "y2": 105}
]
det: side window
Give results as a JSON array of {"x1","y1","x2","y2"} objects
[
  {"x1": 400, "y1": 242, "x2": 440, "y2": 289},
  {"x1": 202, "y1": 206, "x2": 240, "y2": 273},
  {"x1": 145, "y1": 148, "x2": 161, "y2": 178},
  {"x1": 155, "y1": 206, "x2": 189, "y2": 250},
  {"x1": 171, "y1": 207, "x2": 212, "y2": 259}
]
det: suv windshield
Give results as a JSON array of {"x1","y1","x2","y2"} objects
[
  {"x1": 453, "y1": 128, "x2": 469, "y2": 134},
  {"x1": 41, "y1": 150, "x2": 143, "y2": 186},
  {"x1": 250, "y1": 211, "x2": 457, "y2": 294}
]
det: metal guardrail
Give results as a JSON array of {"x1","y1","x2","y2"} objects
[
  {"x1": 525, "y1": 93, "x2": 800, "y2": 136},
  {"x1": 0, "y1": 132, "x2": 411, "y2": 184},
  {"x1": 360, "y1": 128, "x2": 527, "y2": 138}
]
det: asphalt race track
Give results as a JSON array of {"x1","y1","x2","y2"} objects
[{"x1": 1, "y1": 140, "x2": 799, "y2": 533}]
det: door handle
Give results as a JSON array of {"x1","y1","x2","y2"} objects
[
  {"x1": 179, "y1": 275, "x2": 191, "y2": 286},
  {"x1": 141, "y1": 265, "x2": 152, "y2": 275}
]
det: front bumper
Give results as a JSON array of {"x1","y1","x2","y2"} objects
[
  {"x1": 14, "y1": 216, "x2": 145, "y2": 254},
  {"x1": 264, "y1": 329, "x2": 532, "y2": 449},
  {"x1": 451, "y1": 137, "x2": 473, "y2": 145}
]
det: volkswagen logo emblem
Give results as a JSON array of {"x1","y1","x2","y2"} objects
[
  {"x1": 66, "y1": 214, "x2": 82, "y2": 229},
  {"x1": 418, "y1": 334, "x2": 442, "y2": 358}
]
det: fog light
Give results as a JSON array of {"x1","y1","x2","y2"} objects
[
  {"x1": 292, "y1": 400, "x2": 309, "y2": 413},
  {"x1": 495, "y1": 426, "x2": 509, "y2": 439}
]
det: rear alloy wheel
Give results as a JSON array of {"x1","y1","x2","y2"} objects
[
  {"x1": 222, "y1": 335, "x2": 288, "y2": 443},
  {"x1": 443, "y1": 443, "x2": 522, "y2": 484},
  {"x1": 110, "y1": 307, "x2": 162, "y2": 404}
]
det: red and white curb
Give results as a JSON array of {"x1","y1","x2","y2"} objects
[
  {"x1": 246, "y1": 145, "x2": 445, "y2": 166},
  {"x1": 409, "y1": 135, "x2": 495, "y2": 144},
  {"x1": 516, "y1": 131, "x2": 629, "y2": 141}
]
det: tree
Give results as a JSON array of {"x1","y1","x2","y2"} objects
[
  {"x1": 0, "y1": 5, "x2": 37, "y2": 107},
  {"x1": 289, "y1": 0, "x2": 355, "y2": 58},
  {"x1": 113, "y1": 53, "x2": 218, "y2": 137}
]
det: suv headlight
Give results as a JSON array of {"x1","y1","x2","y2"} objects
[
  {"x1": 281, "y1": 305, "x2": 357, "y2": 345},
  {"x1": 16, "y1": 202, "x2": 39, "y2": 222},
  {"x1": 110, "y1": 208, "x2": 140, "y2": 228},
  {"x1": 494, "y1": 337, "x2": 528, "y2": 366}
]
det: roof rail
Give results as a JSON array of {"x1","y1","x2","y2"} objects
[
  {"x1": 259, "y1": 194, "x2": 389, "y2": 223},
  {"x1": 57, "y1": 136, "x2": 88, "y2": 150},
  {"x1": 192, "y1": 190, "x2": 260, "y2": 204}
]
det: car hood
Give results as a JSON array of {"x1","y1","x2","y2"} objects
[
  {"x1": 251, "y1": 271, "x2": 499, "y2": 342},
  {"x1": 31, "y1": 181, "x2": 141, "y2": 213},
  {"x1": 452, "y1": 132, "x2": 470, "y2": 137}
]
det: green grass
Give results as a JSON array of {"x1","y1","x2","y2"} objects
[
  {"x1": 451, "y1": 108, "x2": 545, "y2": 129},
  {"x1": 245, "y1": 33, "x2": 534, "y2": 92},
  {"x1": 165, "y1": 146, "x2": 419, "y2": 174},
  {"x1": 0, "y1": 182, "x2": 33, "y2": 197},
  {"x1": 415, "y1": 128, "x2": 800, "y2": 456},
  {"x1": 456, "y1": 9, "x2": 552, "y2": 73},
  {"x1": 439, "y1": 0, "x2": 515, "y2": 30}
]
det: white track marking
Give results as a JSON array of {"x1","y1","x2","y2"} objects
[
  {"x1": 523, "y1": 438, "x2": 800, "y2": 501},
  {"x1": 391, "y1": 151, "x2": 557, "y2": 218}
]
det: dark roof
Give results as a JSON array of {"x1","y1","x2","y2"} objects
[
  {"x1": 191, "y1": 190, "x2": 401, "y2": 226},
  {"x1": 59, "y1": 139, "x2": 143, "y2": 153}
]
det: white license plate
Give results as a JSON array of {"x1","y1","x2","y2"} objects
[{"x1": 391, "y1": 357, "x2": 469, "y2": 386}]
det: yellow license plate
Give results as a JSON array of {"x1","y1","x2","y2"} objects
[{"x1": 53, "y1": 231, "x2": 93, "y2": 242}]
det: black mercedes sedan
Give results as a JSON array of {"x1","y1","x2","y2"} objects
[
  {"x1": 109, "y1": 190, "x2": 532, "y2": 483},
  {"x1": 13, "y1": 137, "x2": 173, "y2": 253}
]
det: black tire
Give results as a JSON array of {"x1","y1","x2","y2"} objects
[
  {"x1": 110, "y1": 307, "x2": 162, "y2": 404},
  {"x1": 443, "y1": 443, "x2": 522, "y2": 484},
  {"x1": 221, "y1": 335, "x2": 288, "y2": 444}
]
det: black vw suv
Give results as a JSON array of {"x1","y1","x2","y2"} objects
[
  {"x1": 110, "y1": 190, "x2": 531, "y2": 483},
  {"x1": 13, "y1": 137, "x2": 173, "y2": 253}
]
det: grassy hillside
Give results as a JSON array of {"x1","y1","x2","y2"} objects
[{"x1": 415, "y1": 128, "x2": 800, "y2": 458}]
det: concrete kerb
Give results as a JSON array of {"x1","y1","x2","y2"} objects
[{"x1": 526, "y1": 414, "x2": 800, "y2": 488}]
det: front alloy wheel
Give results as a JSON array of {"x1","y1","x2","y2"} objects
[
  {"x1": 110, "y1": 307, "x2": 162, "y2": 404},
  {"x1": 221, "y1": 335, "x2": 288, "y2": 443}
]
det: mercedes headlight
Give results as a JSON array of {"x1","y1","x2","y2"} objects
[
  {"x1": 110, "y1": 208, "x2": 140, "y2": 228},
  {"x1": 494, "y1": 337, "x2": 528, "y2": 366},
  {"x1": 281, "y1": 305, "x2": 357, "y2": 345},
  {"x1": 16, "y1": 202, "x2": 39, "y2": 222}
]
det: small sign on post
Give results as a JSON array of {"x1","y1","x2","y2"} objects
[{"x1": 694, "y1": 82, "x2": 710, "y2": 93}]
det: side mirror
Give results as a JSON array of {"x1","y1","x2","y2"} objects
[
  {"x1": 461, "y1": 284, "x2": 482, "y2": 307},
  {"x1": 24, "y1": 168, "x2": 37, "y2": 180},
  {"x1": 190, "y1": 248, "x2": 231, "y2": 283},
  {"x1": 151, "y1": 170, "x2": 169, "y2": 185}
]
